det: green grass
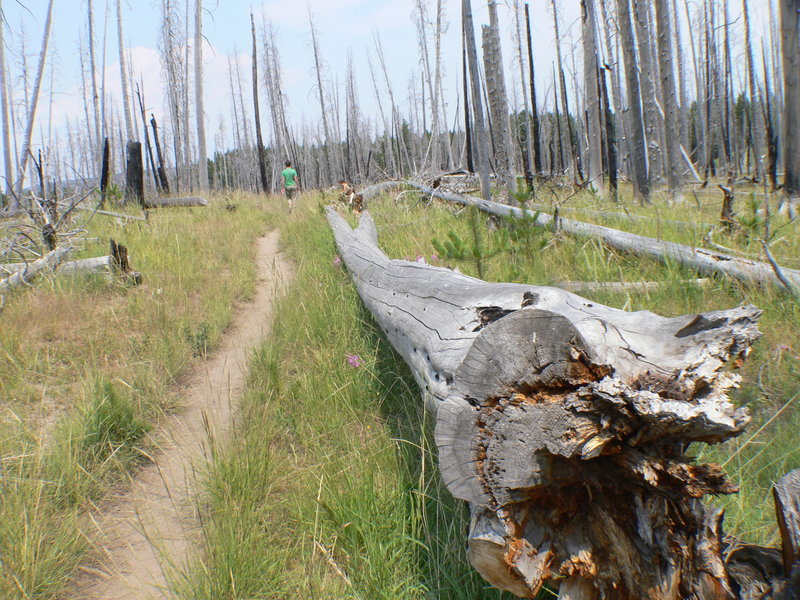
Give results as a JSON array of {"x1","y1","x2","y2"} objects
[
  {"x1": 0, "y1": 192, "x2": 273, "y2": 599},
  {"x1": 184, "y1": 184, "x2": 797, "y2": 599}
]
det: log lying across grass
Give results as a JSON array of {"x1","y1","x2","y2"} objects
[
  {"x1": 0, "y1": 240, "x2": 140, "y2": 287},
  {"x1": 0, "y1": 245, "x2": 71, "y2": 291},
  {"x1": 144, "y1": 196, "x2": 207, "y2": 209},
  {"x1": 327, "y1": 205, "x2": 800, "y2": 599},
  {"x1": 362, "y1": 181, "x2": 800, "y2": 292}
]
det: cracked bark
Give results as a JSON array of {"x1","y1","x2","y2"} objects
[{"x1": 327, "y1": 204, "x2": 799, "y2": 599}]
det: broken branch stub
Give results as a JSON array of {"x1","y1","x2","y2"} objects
[{"x1": 326, "y1": 206, "x2": 772, "y2": 599}]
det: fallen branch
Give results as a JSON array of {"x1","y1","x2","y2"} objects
[
  {"x1": 363, "y1": 181, "x2": 800, "y2": 292},
  {"x1": 0, "y1": 245, "x2": 71, "y2": 291},
  {"x1": 72, "y1": 204, "x2": 147, "y2": 222}
]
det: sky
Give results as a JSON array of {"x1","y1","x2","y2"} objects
[{"x1": 0, "y1": 0, "x2": 775, "y2": 167}]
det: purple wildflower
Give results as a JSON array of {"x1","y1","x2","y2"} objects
[
  {"x1": 416, "y1": 255, "x2": 425, "y2": 263},
  {"x1": 430, "y1": 254, "x2": 439, "y2": 263},
  {"x1": 333, "y1": 255, "x2": 342, "y2": 267},
  {"x1": 346, "y1": 354, "x2": 364, "y2": 368}
]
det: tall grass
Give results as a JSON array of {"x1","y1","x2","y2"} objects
[
  {"x1": 0, "y1": 193, "x2": 272, "y2": 598},
  {"x1": 180, "y1": 198, "x2": 518, "y2": 599},
  {"x1": 186, "y1": 185, "x2": 797, "y2": 598}
]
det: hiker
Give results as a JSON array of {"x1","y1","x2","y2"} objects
[{"x1": 281, "y1": 160, "x2": 299, "y2": 211}]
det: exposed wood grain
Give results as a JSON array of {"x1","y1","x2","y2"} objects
[{"x1": 0, "y1": 245, "x2": 71, "y2": 291}]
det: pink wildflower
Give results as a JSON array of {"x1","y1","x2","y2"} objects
[
  {"x1": 430, "y1": 254, "x2": 439, "y2": 263},
  {"x1": 416, "y1": 255, "x2": 425, "y2": 263},
  {"x1": 346, "y1": 354, "x2": 364, "y2": 368},
  {"x1": 333, "y1": 255, "x2": 342, "y2": 267}
]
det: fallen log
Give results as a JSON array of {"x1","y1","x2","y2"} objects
[
  {"x1": 0, "y1": 240, "x2": 140, "y2": 285},
  {"x1": 144, "y1": 196, "x2": 208, "y2": 209},
  {"x1": 527, "y1": 203, "x2": 712, "y2": 230},
  {"x1": 364, "y1": 181, "x2": 800, "y2": 292},
  {"x1": 327, "y1": 205, "x2": 798, "y2": 599},
  {"x1": 555, "y1": 278, "x2": 710, "y2": 294},
  {"x1": 0, "y1": 245, "x2": 71, "y2": 291},
  {"x1": 72, "y1": 204, "x2": 147, "y2": 222}
]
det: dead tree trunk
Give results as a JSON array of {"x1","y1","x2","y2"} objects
[
  {"x1": 150, "y1": 114, "x2": 170, "y2": 193},
  {"x1": 616, "y1": 0, "x2": 650, "y2": 202},
  {"x1": 100, "y1": 137, "x2": 110, "y2": 206},
  {"x1": 251, "y1": 12, "x2": 269, "y2": 194},
  {"x1": 463, "y1": 0, "x2": 492, "y2": 200},
  {"x1": 327, "y1": 205, "x2": 799, "y2": 599},
  {"x1": 524, "y1": 3, "x2": 543, "y2": 177},
  {"x1": 780, "y1": 0, "x2": 800, "y2": 203},
  {"x1": 124, "y1": 141, "x2": 144, "y2": 208}
]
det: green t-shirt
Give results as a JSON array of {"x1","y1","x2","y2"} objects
[{"x1": 281, "y1": 168, "x2": 298, "y2": 188}]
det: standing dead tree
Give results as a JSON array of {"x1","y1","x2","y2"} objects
[
  {"x1": 781, "y1": 0, "x2": 800, "y2": 206},
  {"x1": 250, "y1": 12, "x2": 269, "y2": 193},
  {"x1": 327, "y1": 204, "x2": 799, "y2": 599}
]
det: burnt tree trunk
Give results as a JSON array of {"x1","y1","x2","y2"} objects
[
  {"x1": 327, "y1": 204, "x2": 798, "y2": 599},
  {"x1": 100, "y1": 137, "x2": 110, "y2": 207},
  {"x1": 124, "y1": 141, "x2": 144, "y2": 208}
]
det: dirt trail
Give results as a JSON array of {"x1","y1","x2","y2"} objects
[{"x1": 71, "y1": 232, "x2": 291, "y2": 600}]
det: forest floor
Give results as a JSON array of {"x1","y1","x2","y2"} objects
[{"x1": 68, "y1": 231, "x2": 291, "y2": 599}]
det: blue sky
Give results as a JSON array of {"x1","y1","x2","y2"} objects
[{"x1": 0, "y1": 0, "x2": 774, "y2": 160}]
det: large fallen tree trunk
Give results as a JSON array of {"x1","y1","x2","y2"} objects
[
  {"x1": 362, "y1": 181, "x2": 800, "y2": 291},
  {"x1": 144, "y1": 196, "x2": 208, "y2": 209},
  {"x1": 327, "y1": 206, "x2": 800, "y2": 599}
]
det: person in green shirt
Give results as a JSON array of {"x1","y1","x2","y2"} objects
[{"x1": 281, "y1": 160, "x2": 299, "y2": 211}]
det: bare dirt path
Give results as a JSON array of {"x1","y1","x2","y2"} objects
[{"x1": 70, "y1": 231, "x2": 291, "y2": 600}]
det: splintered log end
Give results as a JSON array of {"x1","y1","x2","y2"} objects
[{"x1": 434, "y1": 302, "x2": 762, "y2": 598}]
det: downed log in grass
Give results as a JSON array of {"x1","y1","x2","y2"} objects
[
  {"x1": 365, "y1": 181, "x2": 800, "y2": 292},
  {"x1": 72, "y1": 204, "x2": 147, "y2": 222},
  {"x1": 555, "y1": 278, "x2": 710, "y2": 294},
  {"x1": 327, "y1": 205, "x2": 800, "y2": 599},
  {"x1": 0, "y1": 245, "x2": 71, "y2": 291},
  {"x1": 0, "y1": 240, "x2": 141, "y2": 285},
  {"x1": 144, "y1": 196, "x2": 208, "y2": 209}
]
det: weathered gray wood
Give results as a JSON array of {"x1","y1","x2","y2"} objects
[
  {"x1": 73, "y1": 204, "x2": 147, "y2": 221},
  {"x1": 774, "y1": 469, "x2": 800, "y2": 574},
  {"x1": 0, "y1": 246, "x2": 71, "y2": 291},
  {"x1": 2, "y1": 255, "x2": 112, "y2": 276},
  {"x1": 363, "y1": 181, "x2": 800, "y2": 291},
  {"x1": 144, "y1": 196, "x2": 208, "y2": 209},
  {"x1": 555, "y1": 278, "x2": 710, "y2": 293},
  {"x1": 326, "y1": 205, "x2": 770, "y2": 598}
]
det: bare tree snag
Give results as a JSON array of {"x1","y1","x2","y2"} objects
[
  {"x1": 780, "y1": 0, "x2": 800, "y2": 203},
  {"x1": 327, "y1": 204, "x2": 796, "y2": 599},
  {"x1": 124, "y1": 141, "x2": 144, "y2": 207},
  {"x1": 100, "y1": 138, "x2": 110, "y2": 207},
  {"x1": 360, "y1": 181, "x2": 800, "y2": 292}
]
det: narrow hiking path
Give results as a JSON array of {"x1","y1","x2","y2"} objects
[{"x1": 69, "y1": 231, "x2": 291, "y2": 600}]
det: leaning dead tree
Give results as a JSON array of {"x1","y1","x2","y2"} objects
[{"x1": 327, "y1": 205, "x2": 799, "y2": 599}]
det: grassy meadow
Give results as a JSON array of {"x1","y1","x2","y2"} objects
[
  {"x1": 0, "y1": 194, "x2": 272, "y2": 599},
  {"x1": 179, "y1": 183, "x2": 798, "y2": 599},
  {"x1": 0, "y1": 181, "x2": 797, "y2": 599}
]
